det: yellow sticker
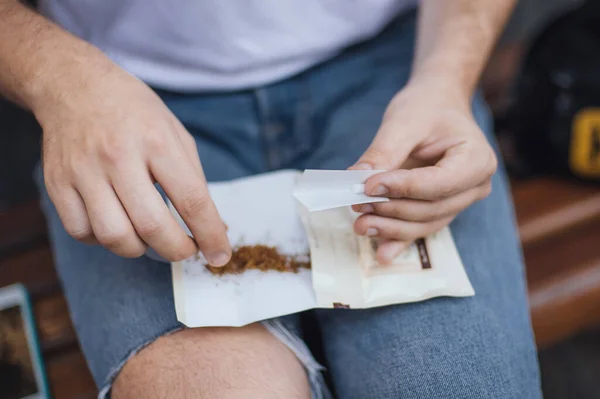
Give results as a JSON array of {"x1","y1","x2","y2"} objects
[{"x1": 570, "y1": 108, "x2": 600, "y2": 178}]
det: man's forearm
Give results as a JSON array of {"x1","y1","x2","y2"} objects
[
  {"x1": 411, "y1": 0, "x2": 517, "y2": 98},
  {"x1": 0, "y1": 1, "x2": 111, "y2": 112}
]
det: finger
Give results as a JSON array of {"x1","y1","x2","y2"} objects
[
  {"x1": 110, "y1": 165, "x2": 199, "y2": 262},
  {"x1": 351, "y1": 204, "x2": 364, "y2": 213},
  {"x1": 151, "y1": 149, "x2": 231, "y2": 266},
  {"x1": 376, "y1": 240, "x2": 411, "y2": 265},
  {"x1": 364, "y1": 141, "x2": 496, "y2": 201},
  {"x1": 358, "y1": 184, "x2": 491, "y2": 222},
  {"x1": 77, "y1": 178, "x2": 147, "y2": 258},
  {"x1": 354, "y1": 213, "x2": 453, "y2": 242},
  {"x1": 350, "y1": 117, "x2": 421, "y2": 170},
  {"x1": 46, "y1": 183, "x2": 96, "y2": 244},
  {"x1": 172, "y1": 117, "x2": 203, "y2": 173}
]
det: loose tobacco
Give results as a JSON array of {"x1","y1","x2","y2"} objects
[{"x1": 206, "y1": 245, "x2": 311, "y2": 276}]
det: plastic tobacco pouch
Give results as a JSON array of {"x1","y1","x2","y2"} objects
[
  {"x1": 169, "y1": 170, "x2": 474, "y2": 328},
  {"x1": 294, "y1": 170, "x2": 474, "y2": 309}
]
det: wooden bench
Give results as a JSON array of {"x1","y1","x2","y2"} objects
[
  {"x1": 514, "y1": 179, "x2": 600, "y2": 347},
  {"x1": 1, "y1": 177, "x2": 599, "y2": 398}
]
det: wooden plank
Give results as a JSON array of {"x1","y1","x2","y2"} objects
[
  {"x1": 0, "y1": 243, "x2": 76, "y2": 352},
  {"x1": 0, "y1": 245, "x2": 58, "y2": 295},
  {"x1": 0, "y1": 177, "x2": 598, "y2": 393},
  {"x1": 45, "y1": 350, "x2": 97, "y2": 399},
  {"x1": 512, "y1": 178, "x2": 600, "y2": 246},
  {"x1": 524, "y1": 220, "x2": 600, "y2": 285},
  {"x1": 525, "y1": 218, "x2": 600, "y2": 347},
  {"x1": 0, "y1": 200, "x2": 48, "y2": 258},
  {"x1": 529, "y1": 258, "x2": 600, "y2": 349},
  {"x1": 34, "y1": 292, "x2": 77, "y2": 355}
]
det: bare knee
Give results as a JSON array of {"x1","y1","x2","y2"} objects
[{"x1": 112, "y1": 323, "x2": 311, "y2": 399}]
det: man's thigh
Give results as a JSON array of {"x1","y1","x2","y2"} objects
[
  {"x1": 315, "y1": 179, "x2": 541, "y2": 398},
  {"x1": 36, "y1": 89, "x2": 297, "y2": 395},
  {"x1": 292, "y1": 12, "x2": 541, "y2": 397},
  {"x1": 309, "y1": 94, "x2": 541, "y2": 398},
  {"x1": 112, "y1": 324, "x2": 310, "y2": 399},
  {"x1": 39, "y1": 182, "x2": 182, "y2": 392}
]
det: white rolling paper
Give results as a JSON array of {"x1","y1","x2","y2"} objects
[{"x1": 171, "y1": 169, "x2": 474, "y2": 327}]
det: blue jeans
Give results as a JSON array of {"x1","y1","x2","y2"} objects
[{"x1": 37, "y1": 12, "x2": 541, "y2": 399}]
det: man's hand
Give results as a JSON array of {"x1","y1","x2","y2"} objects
[
  {"x1": 351, "y1": 78, "x2": 497, "y2": 263},
  {"x1": 0, "y1": 1, "x2": 231, "y2": 264},
  {"x1": 349, "y1": 0, "x2": 516, "y2": 264},
  {"x1": 38, "y1": 61, "x2": 231, "y2": 265}
]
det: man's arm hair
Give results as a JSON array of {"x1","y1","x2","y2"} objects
[
  {"x1": 0, "y1": 0, "x2": 111, "y2": 111},
  {"x1": 411, "y1": 0, "x2": 517, "y2": 97}
]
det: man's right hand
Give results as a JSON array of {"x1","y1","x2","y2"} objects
[{"x1": 35, "y1": 59, "x2": 232, "y2": 265}]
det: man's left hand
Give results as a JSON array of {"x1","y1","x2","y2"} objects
[{"x1": 351, "y1": 77, "x2": 497, "y2": 263}]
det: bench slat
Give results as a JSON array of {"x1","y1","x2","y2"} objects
[
  {"x1": 0, "y1": 245, "x2": 58, "y2": 295},
  {"x1": 0, "y1": 200, "x2": 47, "y2": 258},
  {"x1": 46, "y1": 350, "x2": 97, "y2": 399},
  {"x1": 34, "y1": 292, "x2": 78, "y2": 355},
  {"x1": 524, "y1": 221, "x2": 600, "y2": 285},
  {"x1": 529, "y1": 258, "x2": 600, "y2": 348},
  {"x1": 512, "y1": 179, "x2": 600, "y2": 246},
  {"x1": 0, "y1": 178, "x2": 597, "y2": 394}
]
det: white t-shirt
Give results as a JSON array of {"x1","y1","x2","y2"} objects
[{"x1": 39, "y1": 1, "x2": 417, "y2": 91}]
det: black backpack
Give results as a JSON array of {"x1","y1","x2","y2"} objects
[{"x1": 506, "y1": 0, "x2": 600, "y2": 183}]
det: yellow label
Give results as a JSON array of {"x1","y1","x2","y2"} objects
[{"x1": 570, "y1": 108, "x2": 600, "y2": 178}]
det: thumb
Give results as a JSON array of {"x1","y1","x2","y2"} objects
[{"x1": 351, "y1": 121, "x2": 419, "y2": 170}]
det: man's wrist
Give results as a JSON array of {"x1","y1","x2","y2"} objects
[
  {"x1": 410, "y1": 0, "x2": 516, "y2": 104},
  {"x1": 406, "y1": 66, "x2": 473, "y2": 111},
  {"x1": 0, "y1": 1, "x2": 114, "y2": 115},
  {"x1": 25, "y1": 43, "x2": 120, "y2": 124},
  {"x1": 411, "y1": 48, "x2": 478, "y2": 95}
]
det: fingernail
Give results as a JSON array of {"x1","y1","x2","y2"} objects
[
  {"x1": 367, "y1": 228, "x2": 379, "y2": 236},
  {"x1": 371, "y1": 185, "x2": 388, "y2": 196},
  {"x1": 207, "y1": 251, "x2": 231, "y2": 267},
  {"x1": 361, "y1": 204, "x2": 374, "y2": 213},
  {"x1": 352, "y1": 163, "x2": 373, "y2": 170}
]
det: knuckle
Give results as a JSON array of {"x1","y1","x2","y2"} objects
[
  {"x1": 434, "y1": 183, "x2": 454, "y2": 200},
  {"x1": 196, "y1": 232, "x2": 228, "y2": 254},
  {"x1": 122, "y1": 245, "x2": 146, "y2": 258},
  {"x1": 180, "y1": 131, "x2": 196, "y2": 147},
  {"x1": 64, "y1": 224, "x2": 93, "y2": 241},
  {"x1": 144, "y1": 133, "x2": 168, "y2": 154},
  {"x1": 372, "y1": 203, "x2": 393, "y2": 217},
  {"x1": 385, "y1": 220, "x2": 424, "y2": 241},
  {"x1": 480, "y1": 183, "x2": 493, "y2": 200},
  {"x1": 363, "y1": 147, "x2": 394, "y2": 168},
  {"x1": 180, "y1": 188, "x2": 210, "y2": 219},
  {"x1": 97, "y1": 139, "x2": 129, "y2": 167},
  {"x1": 353, "y1": 216, "x2": 371, "y2": 235},
  {"x1": 390, "y1": 228, "x2": 414, "y2": 242},
  {"x1": 423, "y1": 207, "x2": 444, "y2": 222},
  {"x1": 399, "y1": 181, "x2": 415, "y2": 198},
  {"x1": 45, "y1": 166, "x2": 69, "y2": 190},
  {"x1": 67, "y1": 155, "x2": 92, "y2": 182},
  {"x1": 405, "y1": 226, "x2": 427, "y2": 241},
  {"x1": 135, "y1": 217, "x2": 165, "y2": 238},
  {"x1": 488, "y1": 157, "x2": 498, "y2": 177},
  {"x1": 169, "y1": 248, "x2": 197, "y2": 262},
  {"x1": 132, "y1": 246, "x2": 147, "y2": 258},
  {"x1": 96, "y1": 227, "x2": 130, "y2": 248},
  {"x1": 482, "y1": 150, "x2": 498, "y2": 178},
  {"x1": 165, "y1": 236, "x2": 198, "y2": 261},
  {"x1": 401, "y1": 172, "x2": 429, "y2": 199}
]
